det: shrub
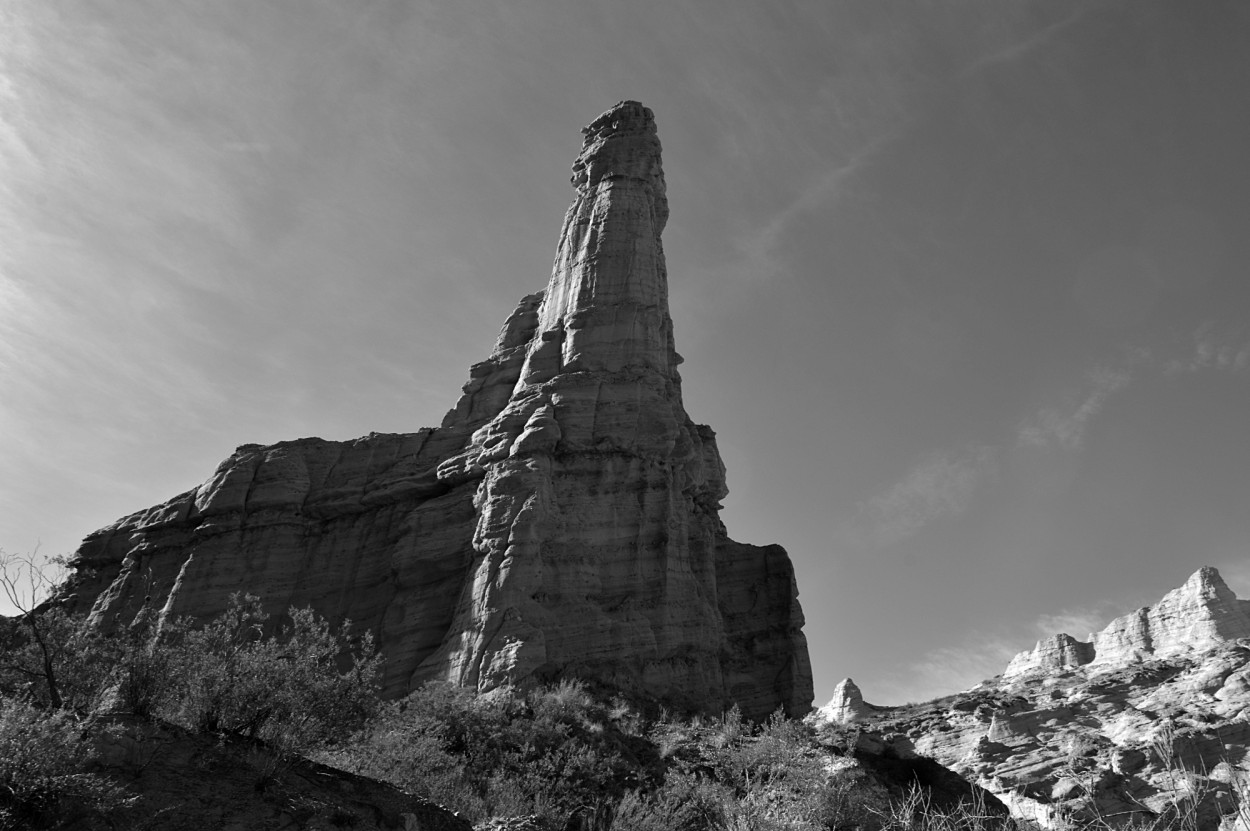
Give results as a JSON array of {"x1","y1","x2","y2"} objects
[
  {"x1": 0, "y1": 587, "x2": 383, "y2": 824},
  {"x1": 163, "y1": 594, "x2": 381, "y2": 757},
  {"x1": 112, "y1": 607, "x2": 175, "y2": 718},
  {"x1": 0, "y1": 606, "x2": 117, "y2": 713},
  {"x1": 611, "y1": 771, "x2": 737, "y2": 831},
  {"x1": 871, "y1": 785, "x2": 1005, "y2": 831},
  {"x1": 0, "y1": 698, "x2": 129, "y2": 829},
  {"x1": 326, "y1": 680, "x2": 644, "y2": 827}
]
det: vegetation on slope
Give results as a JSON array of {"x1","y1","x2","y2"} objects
[
  {"x1": 0, "y1": 551, "x2": 385, "y2": 829},
  {"x1": 0, "y1": 558, "x2": 976, "y2": 831},
  {"x1": 319, "y1": 680, "x2": 900, "y2": 830},
  {"x1": 1, "y1": 551, "x2": 1241, "y2": 830}
]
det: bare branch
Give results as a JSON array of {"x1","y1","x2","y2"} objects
[{"x1": 0, "y1": 548, "x2": 67, "y2": 615}]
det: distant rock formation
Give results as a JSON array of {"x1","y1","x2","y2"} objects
[
  {"x1": 834, "y1": 568, "x2": 1250, "y2": 829},
  {"x1": 55, "y1": 101, "x2": 813, "y2": 719},
  {"x1": 1002, "y1": 632, "x2": 1098, "y2": 678},
  {"x1": 1004, "y1": 566, "x2": 1250, "y2": 677},
  {"x1": 812, "y1": 678, "x2": 871, "y2": 725}
]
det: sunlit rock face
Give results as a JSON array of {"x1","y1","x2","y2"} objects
[
  {"x1": 1091, "y1": 566, "x2": 1250, "y2": 665},
  {"x1": 1003, "y1": 566, "x2": 1250, "y2": 678},
  {"x1": 57, "y1": 101, "x2": 813, "y2": 719},
  {"x1": 811, "y1": 678, "x2": 872, "y2": 725},
  {"x1": 1003, "y1": 633, "x2": 1096, "y2": 678},
  {"x1": 845, "y1": 568, "x2": 1250, "y2": 830}
]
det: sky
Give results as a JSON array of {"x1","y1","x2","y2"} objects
[{"x1": 2, "y1": 0, "x2": 1249, "y2": 707}]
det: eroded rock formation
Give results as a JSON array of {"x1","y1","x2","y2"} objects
[
  {"x1": 823, "y1": 568, "x2": 1250, "y2": 829},
  {"x1": 1004, "y1": 566, "x2": 1250, "y2": 677},
  {"x1": 57, "y1": 101, "x2": 813, "y2": 719},
  {"x1": 812, "y1": 678, "x2": 872, "y2": 725}
]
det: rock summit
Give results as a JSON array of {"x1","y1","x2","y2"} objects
[
  {"x1": 812, "y1": 678, "x2": 871, "y2": 725},
  {"x1": 1004, "y1": 565, "x2": 1250, "y2": 677},
  {"x1": 58, "y1": 102, "x2": 813, "y2": 719}
]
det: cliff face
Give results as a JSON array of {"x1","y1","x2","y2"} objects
[{"x1": 59, "y1": 101, "x2": 813, "y2": 719}]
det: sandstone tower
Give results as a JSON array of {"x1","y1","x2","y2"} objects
[{"x1": 59, "y1": 102, "x2": 813, "y2": 718}]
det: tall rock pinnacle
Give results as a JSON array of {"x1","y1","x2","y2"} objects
[
  {"x1": 538, "y1": 101, "x2": 675, "y2": 379},
  {"x1": 55, "y1": 102, "x2": 813, "y2": 718}
]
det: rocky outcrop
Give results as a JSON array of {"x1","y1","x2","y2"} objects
[
  {"x1": 1091, "y1": 566, "x2": 1250, "y2": 666},
  {"x1": 812, "y1": 678, "x2": 872, "y2": 725},
  {"x1": 1003, "y1": 633, "x2": 1096, "y2": 678},
  {"x1": 1004, "y1": 567, "x2": 1250, "y2": 678},
  {"x1": 834, "y1": 568, "x2": 1250, "y2": 829},
  {"x1": 55, "y1": 101, "x2": 813, "y2": 719}
]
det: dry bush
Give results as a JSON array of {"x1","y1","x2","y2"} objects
[
  {"x1": 0, "y1": 699, "x2": 131, "y2": 829},
  {"x1": 162, "y1": 594, "x2": 381, "y2": 759}
]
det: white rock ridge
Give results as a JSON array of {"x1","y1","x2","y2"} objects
[
  {"x1": 1092, "y1": 565, "x2": 1250, "y2": 665},
  {"x1": 55, "y1": 101, "x2": 814, "y2": 719},
  {"x1": 1005, "y1": 566, "x2": 1250, "y2": 678},
  {"x1": 850, "y1": 567, "x2": 1250, "y2": 829}
]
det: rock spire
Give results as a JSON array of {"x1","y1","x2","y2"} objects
[
  {"x1": 812, "y1": 678, "x2": 871, "y2": 725},
  {"x1": 55, "y1": 101, "x2": 814, "y2": 719},
  {"x1": 542, "y1": 100, "x2": 674, "y2": 378}
]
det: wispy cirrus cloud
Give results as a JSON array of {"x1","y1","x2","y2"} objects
[
  {"x1": 874, "y1": 632, "x2": 1021, "y2": 705},
  {"x1": 854, "y1": 445, "x2": 997, "y2": 548},
  {"x1": 1018, "y1": 323, "x2": 1250, "y2": 453},
  {"x1": 876, "y1": 599, "x2": 1118, "y2": 705},
  {"x1": 737, "y1": 4, "x2": 1100, "y2": 270},
  {"x1": 1031, "y1": 605, "x2": 1117, "y2": 642},
  {"x1": 1163, "y1": 323, "x2": 1250, "y2": 375},
  {"x1": 958, "y1": 4, "x2": 1095, "y2": 79},
  {"x1": 747, "y1": 124, "x2": 909, "y2": 263},
  {"x1": 1017, "y1": 363, "x2": 1135, "y2": 451},
  {"x1": 856, "y1": 321, "x2": 1250, "y2": 555}
]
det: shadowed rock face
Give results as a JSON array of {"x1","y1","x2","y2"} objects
[{"x1": 58, "y1": 101, "x2": 813, "y2": 719}]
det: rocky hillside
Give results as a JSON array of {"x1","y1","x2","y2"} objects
[
  {"x1": 53, "y1": 101, "x2": 812, "y2": 720},
  {"x1": 66, "y1": 715, "x2": 472, "y2": 831},
  {"x1": 815, "y1": 568, "x2": 1250, "y2": 829}
]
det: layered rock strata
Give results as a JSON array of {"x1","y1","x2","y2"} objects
[
  {"x1": 56, "y1": 101, "x2": 813, "y2": 719},
  {"x1": 1004, "y1": 566, "x2": 1250, "y2": 677},
  {"x1": 827, "y1": 568, "x2": 1250, "y2": 829}
]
